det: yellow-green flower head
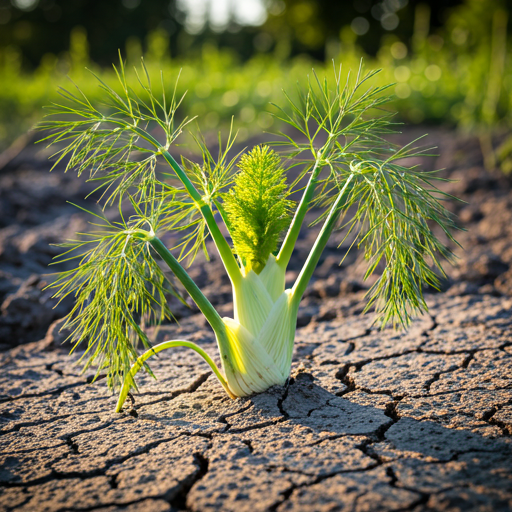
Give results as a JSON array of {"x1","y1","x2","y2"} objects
[{"x1": 224, "y1": 145, "x2": 292, "y2": 274}]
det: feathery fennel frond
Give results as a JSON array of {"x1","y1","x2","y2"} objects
[
  {"x1": 225, "y1": 146, "x2": 293, "y2": 273},
  {"x1": 271, "y1": 62, "x2": 397, "y2": 209},
  {"x1": 154, "y1": 188, "x2": 210, "y2": 266},
  {"x1": 39, "y1": 54, "x2": 234, "y2": 270},
  {"x1": 275, "y1": 63, "x2": 459, "y2": 328},
  {"x1": 180, "y1": 124, "x2": 239, "y2": 204},
  {"x1": 336, "y1": 146, "x2": 459, "y2": 328},
  {"x1": 50, "y1": 209, "x2": 178, "y2": 390},
  {"x1": 272, "y1": 63, "x2": 395, "y2": 158},
  {"x1": 38, "y1": 55, "x2": 193, "y2": 206}
]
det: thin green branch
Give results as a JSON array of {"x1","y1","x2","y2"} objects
[
  {"x1": 291, "y1": 174, "x2": 355, "y2": 307},
  {"x1": 115, "y1": 339, "x2": 235, "y2": 412},
  {"x1": 276, "y1": 152, "x2": 324, "y2": 270},
  {"x1": 130, "y1": 126, "x2": 241, "y2": 283}
]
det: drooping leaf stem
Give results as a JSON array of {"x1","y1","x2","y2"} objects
[
  {"x1": 115, "y1": 339, "x2": 235, "y2": 412},
  {"x1": 291, "y1": 173, "x2": 355, "y2": 308}
]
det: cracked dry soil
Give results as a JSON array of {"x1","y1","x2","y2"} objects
[{"x1": 1, "y1": 129, "x2": 512, "y2": 511}]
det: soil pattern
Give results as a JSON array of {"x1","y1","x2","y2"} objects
[{"x1": 0, "y1": 129, "x2": 511, "y2": 511}]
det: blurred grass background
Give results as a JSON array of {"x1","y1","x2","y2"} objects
[{"x1": 1, "y1": 0, "x2": 512, "y2": 169}]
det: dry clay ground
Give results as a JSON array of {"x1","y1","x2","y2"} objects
[{"x1": 0, "y1": 129, "x2": 512, "y2": 511}]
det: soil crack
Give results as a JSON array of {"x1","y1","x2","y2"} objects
[{"x1": 170, "y1": 452, "x2": 209, "y2": 511}]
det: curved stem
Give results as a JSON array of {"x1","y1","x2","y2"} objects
[
  {"x1": 115, "y1": 339, "x2": 235, "y2": 413},
  {"x1": 148, "y1": 237, "x2": 238, "y2": 381}
]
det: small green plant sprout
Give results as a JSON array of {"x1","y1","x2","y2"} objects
[{"x1": 40, "y1": 58, "x2": 458, "y2": 411}]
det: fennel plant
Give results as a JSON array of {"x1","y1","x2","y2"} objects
[{"x1": 40, "y1": 60, "x2": 458, "y2": 411}]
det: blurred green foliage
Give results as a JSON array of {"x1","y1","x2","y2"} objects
[
  {"x1": 0, "y1": 0, "x2": 461, "y2": 67},
  {"x1": 1, "y1": 0, "x2": 512, "y2": 157}
]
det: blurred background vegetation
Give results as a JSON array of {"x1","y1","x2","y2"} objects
[{"x1": 1, "y1": 0, "x2": 512, "y2": 169}]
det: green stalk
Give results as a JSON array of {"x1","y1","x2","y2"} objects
[
  {"x1": 115, "y1": 339, "x2": 235, "y2": 412},
  {"x1": 149, "y1": 237, "x2": 226, "y2": 335},
  {"x1": 276, "y1": 149, "x2": 327, "y2": 271},
  {"x1": 291, "y1": 174, "x2": 355, "y2": 309},
  {"x1": 213, "y1": 199, "x2": 235, "y2": 240},
  {"x1": 131, "y1": 126, "x2": 241, "y2": 284}
]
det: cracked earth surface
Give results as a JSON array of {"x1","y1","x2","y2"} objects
[
  {"x1": 2, "y1": 130, "x2": 512, "y2": 510},
  {"x1": 1, "y1": 293, "x2": 511, "y2": 512}
]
